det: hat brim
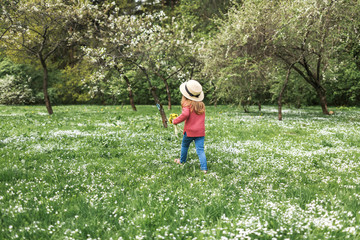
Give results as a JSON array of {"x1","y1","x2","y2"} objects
[{"x1": 180, "y1": 82, "x2": 204, "y2": 102}]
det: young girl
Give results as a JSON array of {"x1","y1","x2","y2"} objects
[{"x1": 172, "y1": 80, "x2": 207, "y2": 173}]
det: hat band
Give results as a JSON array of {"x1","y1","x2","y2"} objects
[{"x1": 185, "y1": 84, "x2": 200, "y2": 98}]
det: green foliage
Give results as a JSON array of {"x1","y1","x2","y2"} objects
[
  {"x1": 0, "y1": 1, "x2": 85, "y2": 61},
  {"x1": 0, "y1": 0, "x2": 360, "y2": 108},
  {"x1": 91, "y1": 0, "x2": 174, "y2": 15},
  {"x1": 172, "y1": 0, "x2": 235, "y2": 38},
  {"x1": 202, "y1": 0, "x2": 360, "y2": 111},
  {"x1": 282, "y1": 79, "x2": 318, "y2": 108},
  {"x1": 270, "y1": 66, "x2": 318, "y2": 108},
  {"x1": 0, "y1": 57, "x2": 42, "y2": 86},
  {"x1": 0, "y1": 57, "x2": 43, "y2": 104},
  {"x1": 54, "y1": 63, "x2": 93, "y2": 104},
  {"x1": 0, "y1": 75, "x2": 35, "y2": 105},
  {"x1": 325, "y1": 61, "x2": 360, "y2": 106}
]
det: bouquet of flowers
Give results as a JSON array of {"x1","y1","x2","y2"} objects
[{"x1": 168, "y1": 113, "x2": 180, "y2": 137}]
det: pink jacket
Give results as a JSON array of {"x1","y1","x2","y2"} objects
[{"x1": 173, "y1": 107, "x2": 205, "y2": 137}]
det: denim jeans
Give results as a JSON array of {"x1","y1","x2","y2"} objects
[{"x1": 180, "y1": 132, "x2": 207, "y2": 171}]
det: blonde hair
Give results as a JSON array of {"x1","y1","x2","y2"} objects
[{"x1": 181, "y1": 96, "x2": 205, "y2": 115}]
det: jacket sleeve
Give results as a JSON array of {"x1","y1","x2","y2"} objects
[{"x1": 173, "y1": 107, "x2": 190, "y2": 125}]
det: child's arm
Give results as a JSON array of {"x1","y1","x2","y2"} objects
[{"x1": 173, "y1": 107, "x2": 190, "y2": 125}]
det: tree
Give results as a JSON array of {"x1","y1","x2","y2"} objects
[
  {"x1": 82, "y1": 6, "x2": 172, "y2": 126},
  {"x1": 202, "y1": 53, "x2": 271, "y2": 112},
  {"x1": 324, "y1": 1, "x2": 360, "y2": 106},
  {"x1": 0, "y1": 1, "x2": 89, "y2": 114},
  {"x1": 269, "y1": 0, "x2": 335, "y2": 115},
  {"x1": 135, "y1": 13, "x2": 202, "y2": 110},
  {"x1": 201, "y1": 1, "x2": 272, "y2": 112},
  {"x1": 122, "y1": 13, "x2": 170, "y2": 126},
  {"x1": 81, "y1": 6, "x2": 140, "y2": 111},
  {"x1": 203, "y1": 0, "x2": 360, "y2": 115}
]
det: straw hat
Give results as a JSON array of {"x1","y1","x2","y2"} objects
[{"x1": 179, "y1": 80, "x2": 204, "y2": 102}]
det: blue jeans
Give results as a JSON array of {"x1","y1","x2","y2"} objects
[{"x1": 180, "y1": 132, "x2": 207, "y2": 171}]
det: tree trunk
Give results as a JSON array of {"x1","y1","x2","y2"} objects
[
  {"x1": 140, "y1": 66, "x2": 168, "y2": 128},
  {"x1": 100, "y1": 89, "x2": 106, "y2": 105},
  {"x1": 279, "y1": 54, "x2": 330, "y2": 115},
  {"x1": 162, "y1": 78, "x2": 171, "y2": 110},
  {"x1": 150, "y1": 86, "x2": 168, "y2": 128},
  {"x1": 278, "y1": 102, "x2": 282, "y2": 121},
  {"x1": 241, "y1": 102, "x2": 249, "y2": 113},
  {"x1": 278, "y1": 67, "x2": 292, "y2": 121},
  {"x1": 39, "y1": 57, "x2": 53, "y2": 115},
  {"x1": 315, "y1": 86, "x2": 330, "y2": 115},
  {"x1": 114, "y1": 66, "x2": 137, "y2": 111},
  {"x1": 155, "y1": 72, "x2": 177, "y2": 110},
  {"x1": 69, "y1": 45, "x2": 75, "y2": 68},
  {"x1": 123, "y1": 75, "x2": 137, "y2": 111},
  {"x1": 258, "y1": 102, "x2": 261, "y2": 112},
  {"x1": 210, "y1": 80, "x2": 218, "y2": 107}
]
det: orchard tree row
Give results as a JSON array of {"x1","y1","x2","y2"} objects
[{"x1": 1, "y1": 0, "x2": 359, "y2": 122}]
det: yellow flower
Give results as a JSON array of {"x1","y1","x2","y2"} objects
[{"x1": 168, "y1": 113, "x2": 178, "y2": 124}]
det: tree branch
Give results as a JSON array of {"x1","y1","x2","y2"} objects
[
  {"x1": 0, "y1": 26, "x2": 11, "y2": 40},
  {"x1": 155, "y1": 64, "x2": 185, "y2": 81},
  {"x1": 44, "y1": 41, "x2": 62, "y2": 60},
  {"x1": 277, "y1": 53, "x2": 317, "y2": 88},
  {"x1": 38, "y1": 26, "x2": 48, "y2": 54}
]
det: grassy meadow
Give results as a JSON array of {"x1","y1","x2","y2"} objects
[{"x1": 0, "y1": 104, "x2": 360, "y2": 239}]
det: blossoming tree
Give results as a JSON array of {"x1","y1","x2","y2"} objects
[
  {"x1": 203, "y1": 0, "x2": 360, "y2": 117},
  {"x1": 0, "y1": 1, "x2": 88, "y2": 114},
  {"x1": 83, "y1": 6, "x2": 195, "y2": 127}
]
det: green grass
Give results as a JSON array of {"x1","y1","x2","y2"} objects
[{"x1": 0, "y1": 104, "x2": 360, "y2": 239}]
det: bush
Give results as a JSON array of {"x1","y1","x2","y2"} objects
[
  {"x1": 54, "y1": 63, "x2": 93, "y2": 104},
  {"x1": 325, "y1": 61, "x2": 360, "y2": 106},
  {"x1": 0, "y1": 75, "x2": 35, "y2": 105}
]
